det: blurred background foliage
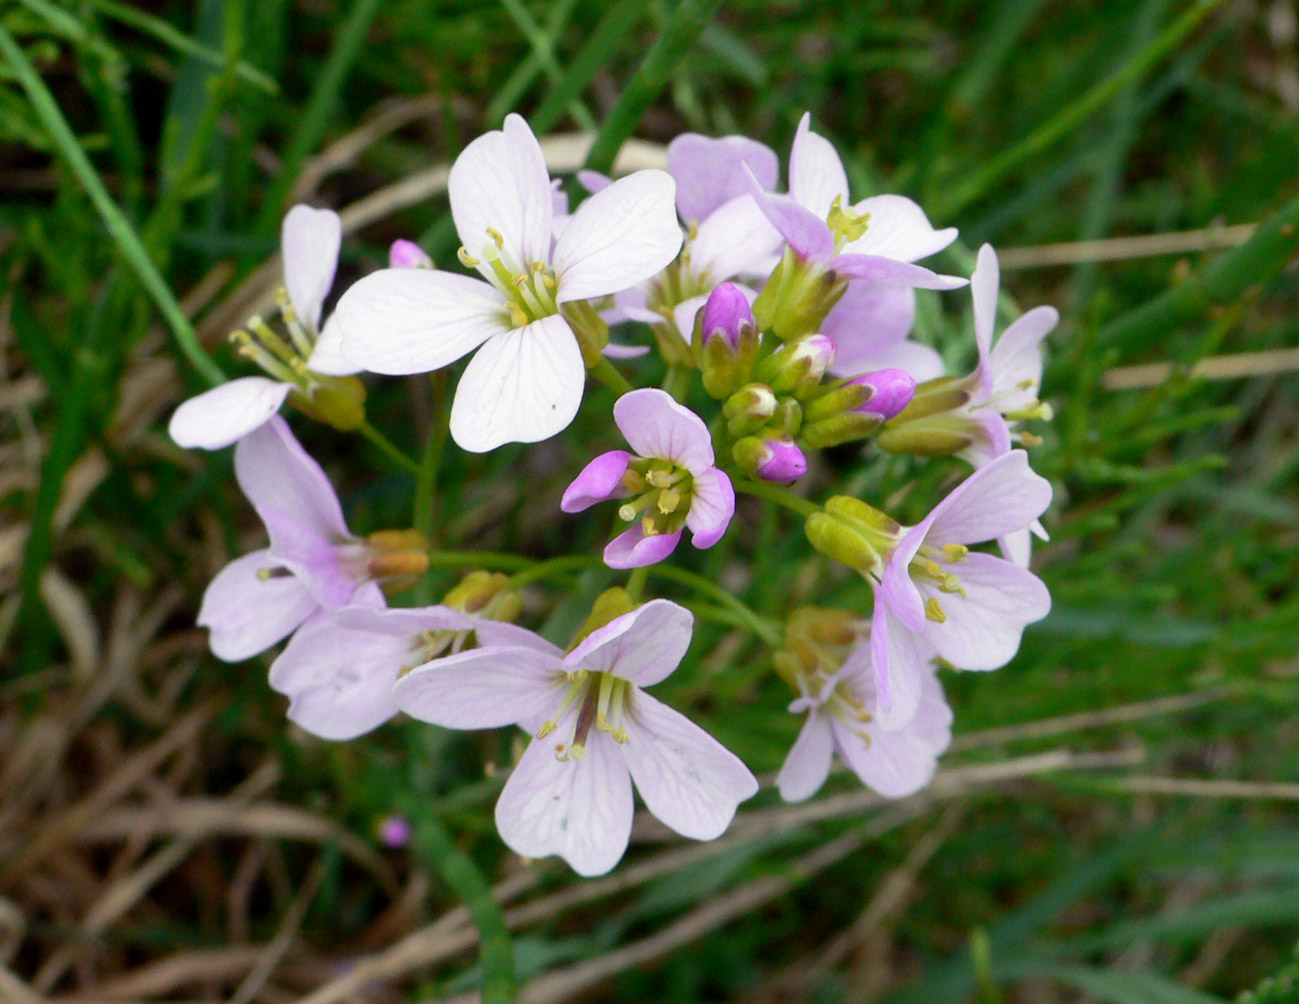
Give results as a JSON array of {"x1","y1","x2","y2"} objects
[{"x1": 1, "y1": 0, "x2": 1298, "y2": 1001}]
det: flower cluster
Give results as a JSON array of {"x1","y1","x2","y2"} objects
[{"x1": 174, "y1": 113, "x2": 1057, "y2": 876}]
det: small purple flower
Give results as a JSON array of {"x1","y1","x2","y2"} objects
[
  {"x1": 389, "y1": 239, "x2": 432, "y2": 269},
  {"x1": 391, "y1": 600, "x2": 758, "y2": 876},
  {"x1": 667, "y1": 133, "x2": 779, "y2": 223},
  {"x1": 562, "y1": 389, "x2": 736, "y2": 568},
  {"x1": 377, "y1": 815, "x2": 413, "y2": 848}
]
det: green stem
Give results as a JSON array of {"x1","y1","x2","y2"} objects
[
  {"x1": 588, "y1": 357, "x2": 635, "y2": 396},
  {"x1": 582, "y1": 0, "x2": 725, "y2": 174},
  {"x1": 495, "y1": 0, "x2": 595, "y2": 130},
  {"x1": 661, "y1": 364, "x2": 692, "y2": 403},
  {"x1": 645, "y1": 564, "x2": 782, "y2": 646},
  {"x1": 357, "y1": 421, "x2": 420, "y2": 475},
  {"x1": 426, "y1": 550, "x2": 533, "y2": 572},
  {"x1": 625, "y1": 566, "x2": 650, "y2": 601},
  {"x1": 508, "y1": 554, "x2": 600, "y2": 590},
  {"x1": 734, "y1": 478, "x2": 821, "y2": 519}
]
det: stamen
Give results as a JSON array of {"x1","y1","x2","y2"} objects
[
  {"x1": 941, "y1": 544, "x2": 969, "y2": 563},
  {"x1": 1020, "y1": 431, "x2": 1044, "y2": 447},
  {"x1": 924, "y1": 597, "x2": 947, "y2": 623},
  {"x1": 485, "y1": 227, "x2": 506, "y2": 249},
  {"x1": 657, "y1": 489, "x2": 681, "y2": 515},
  {"x1": 255, "y1": 566, "x2": 292, "y2": 581},
  {"x1": 457, "y1": 247, "x2": 481, "y2": 269}
]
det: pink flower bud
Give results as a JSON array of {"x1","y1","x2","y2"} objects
[
  {"x1": 699, "y1": 282, "x2": 755, "y2": 348},
  {"x1": 755, "y1": 436, "x2": 807, "y2": 485},
  {"x1": 849, "y1": 368, "x2": 916, "y2": 421},
  {"x1": 377, "y1": 814, "x2": 413, "y2": 848},
  {"x1": 389, "y1": 239, "x2": 432, "y2": 269}
]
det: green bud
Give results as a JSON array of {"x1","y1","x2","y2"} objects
[
  {"x1": 723, "y1": 383, "x2": 777, "y2": 437},
  {"x1": 877, "y1": 415, "x2": 976, "y2": 456},
  {"x1": 750, "y1": 248, "x2": 848, "y2": 341},
  {"x1": 801, "y1": 411, "x2": 880, "y2": 449},
  {"x1": 569, "y1": 587, "x2": 637, "y2": 650},
  {"x1": 291, "y1": 376, "x2": 366, "y2": 432},
  {"x1": 804, "y1": 496, "x2": 902, "y2": 577}
]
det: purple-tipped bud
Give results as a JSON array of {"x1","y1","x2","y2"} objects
[
  {"x1": 389, "y1": 239, "x2": 432, "y2": 269},
  {"x1": 849, "y1": 368, "x2": 916, "y2": 421},
  {"x1": 377, "y1": 814, "x2": 413, "y2": 848},
  {"x1": 756, "y1": 436, "x2": 808, "y2": 484},
  {"x1": 699, "y1": 282, "x2": 755, "y2": 348}
]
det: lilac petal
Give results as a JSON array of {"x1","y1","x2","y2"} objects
[
  {"x1": 925, "y1": 450, "x2": 1052, "y2": 546},
  {"x1": 832, "y1": 694, "x2": 949, "y2": 799},
  {"x1": 576, "y1": 169, "x2": 612, "y2": 194},
  {"x1": 613, "y1": 388, "x2": 714, "y2": 471},
  {"x1": 989, "y1": 305, "x2": 1057, "y2": 410},
  {"x1": 999, "y1": 526, "x2": 1033, "y2": 568},
  {"x1": 842, "y1": 195, "x2": 958, "y2": 263},
  {"x1": 827, "y1": 254, "x2": 967, "y2": 290},
  {"x1": 565, "y1": 599, "x2": 693, "y2": 687},
  {"x1": 496, "y1": 727, "x2": 633, "y2": 877},
  {"x1": 776, "y1": 710, "x2": 835, "y2": 802},
  {"x1": 168, "y1": 377, "x2": 292, "y2": 450},
  {"x1": 668, "y1": 133, "x2": 779, "y2": 221},
  {"x1": 449, "y1": 113, "x2": 553, "y2": 270},
  {"x1": 335, "y1": 604, "x2": 475, "y2": 636},
  {"x1": 258, "y1": 505, "x2": 354, "y2": 609},
  {"x1": 878, "y1": 523, "x2": 930, "y2": 633},
  {"x1": 956, "y1": 411, "x2": 1013, "y2": 470},
  {"x1": 198, "y1": 549, "x2": 318, "y2": 661},
  {"x1": 971, "y1": 243, "x2": 1000, "y2": 362},
  {"x1": 393, "y1": 645, "x2": 567, "y2": 729},
  {"x1": 685, "y1": 467, "x2": 735, "y2": 549},
  {"x1": 789, "y1": 113, "x2": 849, "y2": 221},
  {"x1": 744, "y1": 170, "x2": 834, "y2": 259},
  {"x1": 844, "y1": 338, "x2": 945, "y2": 384},
  {"x1": 388, "y1": 239, "x2": 432, "y2": 269},
  {"x1": 822, "y1": 281, "x2": 916, "y2": 375},
  {"x1": 619, "y1": 690, "x2": 758, "y2": 840},
  {"x1": 921, "y1": 552, "x2": 1050, "y2": 671},
  {"x1": 281, "y1": 204, "x2": 341, "y2": 332},
  {"x1": 235, "y1": 416, "x2": 349, "y2": 541},
  {"x1": 869, "y1": 601, "x2": 930, "y2": 731},
  {"x1": 689, "y1": 194, "x2": 782, "y2": 282},
  {"x1": 306, "y1": 314, "x2": 361, "y2": 376},
  {"x1": 554, "y1": 170, "x2": 682, "y2": 302},
  {"x1": 562, "y1": 450, "x2": 634, "y2": 512},
  {"x1": 603, "y1": 342, "x2": 652, "y2": 359},
  {"x1": 335, "y1": 268, "x2": 507, "y2": 376},
  {"x1": 604, "y1": 525, "x2": 682, "y2": 569},
  {"x1": 449, "y1": 313, "x2": 585, "y2": 453},
  {"x1": 671, "y1": 296, "x2": 707, "y2": 345},
  {"x1": 269, "y1": 615, "x2": 406, "y2": 739}
]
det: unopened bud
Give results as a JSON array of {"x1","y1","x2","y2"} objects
[
  {"x1": 751, "y1": 249, "x2": 848, "y2": 341},
  {"x1": 877, "y1": 414, "x2": 977, "y2": 457},
  {"x1": 442, "y1": 570, "x2": 519, "y2": 621},
  {"x1": 755, "y1": 334, "x2": 837, "y2": 398},
  {"x1": 695, "y1": 283, "x2": 760, "y2": 398},
  {"x1": 733, "y1": 434, "x2": 807, "y2": 485},
  {"x1": 723, "y1": 383, "x2": 777, "y2": 437},
  {"x1": 292, "y1": 376, "x2": 367, "y2": 432},
  {"x1": 570, "y1": 587, "x2": 637, "y2": 650},
  {"x1": 804, "y1": 496, "x2": 902, "y2": 577},
  {"x1": 389, "y1": 239, "x2": 433, "y2": 269},
  {"x1": 697, "y1": 282, "x2": 755, "y2": 350},
  {"x1": 801, "y1": 368, "x2": 916, "y2": 448}
]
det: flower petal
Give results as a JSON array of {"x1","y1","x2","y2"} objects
[
  {"x1": 744, "y1": 169, "x2": 834, "y2": 258},
  {"x1": 822, "y1": 281, "x2": 916, "y2": 374},
  {"x1": 554, "y1": 170, "x2": 683, "y2": 302},
  {"x1": 685, "y1": 467, "x2": 734, "y2": 549},
  {"x1": 269, "y1": 615, "x2": 405, "y2": 739},
  {"x1": 449, "y1": 313, "x2": 585, "y2": 452},
  {"x1": 234, "y1": 415, "x2": 349, "y2": 541},
  {"x1": 789, "y1": 112, "x2": 849, "y2": 220},
  {"x1": 449, "y1": 113, "x2": 553, "y2": 269},
  {"x1": 925, "y1": 450, "x2": 1052, "y2": 546},
  {"x1": 168, "y1": 377, "x2": 292, "y2": 450},
  {"x1": 921, "y1": 552, "x2": 1050, "y2": 671},
  {"x1": 282, "y1": 204, "x2": 341, "y2": 332},
  {"x1": 305, "y1": 313, "x2": 361, "y2": 376},
  {"x1": 842, "y1": 195, "x2": 958, "y2": 263},
  {"x1": 827, "y1": 254, "x2": 967, "y2": 290},
  {"x1": 258, "y1": 506, "x2": 355, "y2": 609},
  {"x1": 689, "y1": 194, "x2": 782, "y2": 282},
  {"x1": 198, "y1": 549, "x2": 318, "y2": 661},
  {"x1": 776, "y1": 710, "x2": 835, "y2": 802},
  {"x1": 620, "y1": 690, "x2": 757, "y2": 840},
  {"x1": 336, "y1": 268, "x2": 507, "y2": 376},
  {"x1": 971, "y1": 243, "x2": 1000, "y2": 362},
  {"x1": 668, "y1": 133, "x2": 779, "y2": 222},
  {"x1": 565, "y1": 599, "x2": 693, "y2": 687},
  {"x1": 832, "y1": 671, "x2": 951, "y2": 799},
  {"x1": 562, "y1": 450, "x2": 634, "y2": 512},
  {"x1": 393, "y1": 645, "x2": 567, "y2": 729},
  {"x1": 989, "y1": 305, "x2": 1056, "y2": 410},
  {"x1": 495, "y1": 727, "x2": 633, "y2": 877},
  {"x1": 614, "y1": 388, "x2": 714, "y2": 470},
  {"x1": 603, "y1": 525, "x2": 682, "y2": 569},
  {"x1": 869, "y1": 601, "x2": 931, "y2": 731}
]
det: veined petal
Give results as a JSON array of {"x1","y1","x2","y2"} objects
[
  {"x1": 789, "y1": 112, "x2": 849, "y2": 220},
  {"x1": 776, "y1": 710, "x2": 835, "y2": 802},
  {"x1": 282, "y1": 204, "x2": 341, "y2": 332},
  {"x1": 198, "y1": 549, "x2": 318, "y2": 661},
  {"x1": 668, "y1": 133, "x2": 779, "y2": 222},
  {"x1": 495, "y1": 726, "x2": 633, "y2": 877},
  {"x1": 879, "y1": 523, "x2": 930, "y2": 633},
  {"x1": 335, "y1": 268, "x2": 507, "y2": 376},
  {"x1": 393, "y1": 645, "x2": 567, "y2": 729},
  {"x1": 614, "y1": 388, "x2": 714, "y2": 471},
  {"x1": 259, "y1": 505, "x2": 355, "y2": 609},
  {"x1": 955, "y1": 410, "x2": 1013, "y2": 470},
  {"x1": 562, "y1": 450, "x2": 635, "y2": 512},
  {"x1": 841, "y1": 195, "x2": 957, "y2": 263},
  {"x1": 870, "y1": 601, "x2": 930, "y2": 731},
  {"x1": 449, "y1": 113, "x2": 553, "y2": 269},
  {"x1": 168, "y1": 377, "x2": 291, "y2": 450},
  {"x1": 822, "y1": 281, "x2": 916, "y2": 375},
  {"x1": 989, "y1": 305, "x2": 1057, "y2": 410},
  {"x1": 565, "y1": 599, "x2": 693, "y2": 687},
  {"x1": 971, "y1": 243, "x2": 1000, "y2": 362},
  {"x1": 235, "y1": 415, "x2": 349, "y2": 540},
  {"x1": 685, "y1": 467, "x2": 734, "y2": 549},
  {"x1": 689, "y1": 194, "x2": 782, "y2": 282},
  {"x1": 999, "y1": 526, "x2": 1033, "y2": 568},
  {"x1": 841, "y1": 338, "x2": 945, "y2": 384},
  {"x1": 620, "y1": 690, "x2": 757, "y2": 840},
  {"x1": 554, "y1": 170, "x2": 683, "y2": 302},
  {"x1": 269, "y1": 615, "x2": 405, "y2": 739},
  {"x1": 925, "y1": 450, "x2": 1052, "y2": 546},
  {"x1": 831, "y1": 712, "x2": 943, "y2": 799},
  {"x1": 745, "y1": 169, "x2": 834, "y2": 259},
  {"x1": 306, "y1": 313, "x2": 361, "y2": 376},
  {"x1": 604, "y1": 525, "x2": 682, "y2": 569},
  {"x1": 827, "y1": 254, "x2": 967, "y2": 290},
  {"x1": 921, "y1": 552, "x2": 1050, "y2": 671}
]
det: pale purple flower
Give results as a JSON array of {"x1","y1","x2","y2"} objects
[
  {"x1": 820, "y1": 281, "x2": 944, "y2": 381},
  {"x1": 869, "y1": 450, "x2": 1052, "y2": 728},
  {"x1": 335, "y1": 114, "x2": 682, "y2": 453},
  {"x1": 391, "y1": 600, "x2": 759, "y2": 876},
  {"x1": 197, "y1": 416, "x2": 383, "y2": 662},
  {"x1": 169, "y1": 205, "x2": 359, "y2": 450},
  {"x1": 561, "y1": 389, "x2": 735, "y2": 568},
  {"x1": 745, "y1": 113, "x2": 965, "y2": 290},
  {"x1": 268, "y1": 603, "x2": 548, "y2": 740},
  {"x1": 377, "y1": 814, "x2": 413, "y2": 849},
  {"x1": 778, "y1": 650, "x2": 951, "y2": 802},
  {"x1": 667, "y1": 132, "x2": 779, "y2": 223},
  {"x1": 389, "y1": 239, "x2": 432, "y2": 269}
]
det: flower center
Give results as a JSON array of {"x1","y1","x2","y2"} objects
[
  {"x1": 617, "y1": 458, "x2": 694, "y2": 538},
  {"x1": 909, "y1": 543, "x2": 970, "y2": 622},
  {"x1": 535, "y1": 671, "x2": 631, "y2": 760},
  {"x1": 826, "y1": 195, "x2": 870, "y2": 252},
  {"x1": 976, "y1": 378, "x2": 1053, "y2": 423},
  {"x1": 459, "y1": 228, "x2": 559, "y2": 328}
]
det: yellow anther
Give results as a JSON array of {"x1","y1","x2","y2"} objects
[
  {"x1": 486, "y1": 227, "x2": 506, "y2": 249},
  {"x1": 941, "y1": 544, "x2": 969, "y2": 563},
  {"x1": 939, "y1": 575, "x2": 966, "y2": 597},
  {"x1": 566, "y1": 743, "x2": 587, "y2": 761},
  {"x1": 256, "y1": 567, "x2": 274, "y2": 581},
  {"x1": 542, "y1": 274, "x2": 558, "y2": 292},
  {"x1": 1020, "y1": 431, "x2": 1044, "y2": 447},
  {"x1": 505, "y1": 302, "x2": 530, "y2": 327},
  {"x1": 536, "y1": 720, "x2": 556, "y2": 739},
  {"x1": 531, "y1": 261, "x2": 546, "y2": 275},
  {"x1": 924, "y1": 597, "x2": 947, "y2": 623},
  {"x1": 1016, "y1": 378, "x2": 1036, "y2": 390},
  {"x1": 657, "y1": 489, "x2": 681, "y2": 514},
  {"x1": 457, "y1": 246, "x2": 481, "y2": 268},
  {"x1": 923, "y1": 558, "x2": 944, "y2": 579},
  {"x1": 646, "y1": 469, "x2": 672, "y2": 489}
]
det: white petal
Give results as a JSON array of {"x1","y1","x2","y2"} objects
[
  {"x1": 392, "y1": 646, "x2": 566, "y2": 730},
  {"x1": 971, "y1": 243, "x2": 1000, "y2": 362},
  {"x1": 335, "y1": 268, "x2": 507, "y2": 376},
  {"x1": 989, "y1": 305, "x2": 1056, "y2": 411},
  {"x1": 305, "y1": 313, "x2": 361, "y2": 376},
  {"x1": 234, "y1": 415, "x2": 349, "y2": 541},
  {"x1": 282, "y1": 205, "x2": 341, "y2": 332},
  {"x1": 870, "y1": 601, "x2": 931, "y2": 731},
  {"x1": 776, "y1": 710, "x2": 835, "y2": 802},
  {"x1": 495, "y1": 728, "x2": 633, "y2": 877},
  {"x1": 925, "y1": 450, "x2": 1052, "y2": 546},
  {"x1": 448, "y1": 313, "x2": 585, "y2": 453},
  {"x1": 620, "y1": 691, "x2": 757, "y2": 841},
  {"x1": 449, "y1": 113, "x2": 553, "y2": 269},
  {"x1": 842, "y1": 195, "x2": 958, "y2": 263},
  {"x1": 789, "y1": 113, "x2": 849, "y2": 220},
  {"x1": 554, "y1": 170, "x2": 683, "y2": 302},
  {"x1": 689, "y1": 195, "x2": 782, "y2": 282},
  {"x1": 564, "y1": 599, "x2": 694, "y2": 687},
  {"x1": 168, "y1": 377, "x2": 291, "y2": 450},
  {"x1": 198, "y1": 549, "x2": 318, "y2": 661}
]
